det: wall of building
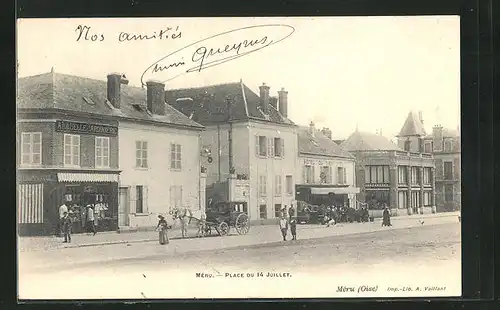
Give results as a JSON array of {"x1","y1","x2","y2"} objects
[
  {"x1": 119, "y1": 121, "x2": 202, "y2": 227},
  {"x1": 298, "y1": 155, "x2": 355, "y2": 186},
  {"x1": 17, "y1": 117, "x2": 119, "y2": 169},
  {"x1": 248, "y1": 121, "x2": 298, "y2": 222}
]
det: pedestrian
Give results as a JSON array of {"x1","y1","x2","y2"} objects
[
  {"x1": 382, "y1": 207, "x2": 392, "y2": 227},
  {"x1": 86, "y1": 205, "x2": 97, "y2": 235},
  {"x1": 156, "y1": 215, "x2": 169, "y2": 245},
  {"x1": 177, "y1": 207, "x2": 192, "y2": 238},
  {"x1": 279, "y1": 214, "x2": 288, "y2": 241},
  {"x1": 62, "y1": 211, "x2": 73, "y2": 243},
  {"x1": 289, "y1": 216, "x2": 297, "y2": 240},
  {"x1": 58, "y1": 198, "x2": 70, "y2": 237}
]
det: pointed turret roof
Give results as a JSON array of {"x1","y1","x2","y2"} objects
[{"x1": 398, "y1": 110, "x2": 426, "y2": 137}]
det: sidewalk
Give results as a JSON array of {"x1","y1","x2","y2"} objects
[{"x1": 18, "y1": 211, "x2": 460, "y2": 252}]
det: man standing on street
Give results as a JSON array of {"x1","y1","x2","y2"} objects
[
  {"x1": 279, "y1": 214, "x2": 288, "y2": 241},
  {"x1": 86, "y1": 205, "x2": 97, "y2": 235},
  {"x1": 62, "y1": 211, "x2": 73, "y2": 243},
  {"x1": 58, "y1": 198, "x2": 69, "y2": 237}
]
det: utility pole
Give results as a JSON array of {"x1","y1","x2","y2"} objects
[{"x1": 226, "y1": 96, "x2": 234, "y2": 174}]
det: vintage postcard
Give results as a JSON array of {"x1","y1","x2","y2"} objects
[{"x1": 16, "y1": 17, "x2": 461, "y2": 300}]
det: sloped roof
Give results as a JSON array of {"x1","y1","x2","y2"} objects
[
  {"x1": 165, "y1": 81, "x2": 294, "y2": 126},
  {"x1": 425, "y1": 127, "x2": 460, "y2": 139},
  {"x1": 298, "y1": 127, "x2": 354, "y2": 159},
  {"x1": 17, "y1": 71, "x2": 204, "y2": 129},
  {"x1": 398, "y1": 111, "x2": 426, "y2": 136},
  {"x1": 341, "y1": 130, "x2": 402, "y2": 151}
]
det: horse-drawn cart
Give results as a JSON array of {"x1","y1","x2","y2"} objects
[{"x1": 203, "y1": 201, "x2": 250, "y2": 236}]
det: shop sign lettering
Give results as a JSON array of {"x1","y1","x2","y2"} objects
[{"x1": 55, "y1": 120, "x2": 118, "y2": 136}]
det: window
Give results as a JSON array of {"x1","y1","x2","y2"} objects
[
  {"x1": 170, "y1": 143, "x2": 182, "y2": 169},
  {"x1": 274, "y1": 175, "x2": 282, "y2": 196},
  {"x1": 424, "y1": 142, "x2": 432, "y2": 153},
  {"x1": 274, "y1": 137, "x2": 284, "y2": 158},
  {"x1": 64, "y1": 134, "x2": 80, "y2": 166},
  {"x1": 444, "y1": 140, "x2": 453, "y2": 152},
  {"x1": 423, "y1": 191, "x2": 432, "y2": 206},
  {"x1": 410, "y1": 167, "x2": 420, "y2": 184},
  {"x1": 411, "y1": 191, "x2": 420, "y2": 208},
  {"x1": 21, "y1": 132, "x2": 42, "y2": 165},
  {"x1": 337, "y1": 167, "x2": 347, "y2": 184},
  {"x1": 169, "y1": 185, "x2": 183, "y2": 212},
  {"x1": 135, "y1": 141, "x2": 148, "y2": 168},
  {"x1": 444, "y1": 184, "x2": 454, "y2": 202},
  {"x1": 259, "y1": 175, "x2": 267, "y2": 196},
  {"x1": 444, "y1": 161, "x2": 453, "y2": 180},
  {"x1": 136, "y1": 185, "x2": 144, "y2": 213},
  {"x1": 286, "y1": 175, "x2": 293, "y2": 195},
  {"x1": 423, "y1": 168, "x2": 431, "y2": 184},
  {"x1": 255, "y1": 136, "x2": 267, "y2": 156},
  {"x1": 367, "y1": 166, "x2": 390, "y2": 184},
  {"x1": 274, "y1": 204, "x2": 282, "y2": 218},
  {"x1": 95, "y1": 137, "x2": 110, "y2": 168},
  {"x1": 365, "y1": 190, "x2": 390, "y2": 209},
  {"x1": 259, "y1": 205, "x2": 267, "y2": 219},
  {"x1": 398, "y1": 191, "x2": 407, "y2": 209},
  {"x1": 304, "y1": 165, "x2": 314, "y2": 184},
  {"x1": 404, "y1": 139, "x2": 411, "y2": 151},
  {"x1": 320, "y1": 166, "x2": 332, "y2": 183},
  {"x1": 398, "y1": 166, "x2": 408, "y2": 184}
]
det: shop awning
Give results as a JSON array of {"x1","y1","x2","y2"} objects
[
  {"x1": 310, "y1": 187, "x2": 360, "y2": 195},
  {"x1": 57, "y1": 173, "x2": 119, "y2": 183}
]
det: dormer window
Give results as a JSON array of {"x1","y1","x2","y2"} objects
[
  {"x1": 404, "y1": 139, "x2": 411, "y2": 152},
  {"x1": 444, "y1": 139, "x2": 453, "y2": 152}
]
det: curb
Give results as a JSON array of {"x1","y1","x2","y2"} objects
[{"x1": 59, "y1": 216, "x2": 458, "y2": 249}]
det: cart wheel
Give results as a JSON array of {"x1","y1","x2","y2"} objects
[
  {"x1": 217, "y1": 221, "x2": 229, "y2": 236},
  {"x1": 235, "y1": 213, "x2": 250, "y2": 235},
  {"x1": 205, "y1": 226, "x2": 212, "y2": 235}
]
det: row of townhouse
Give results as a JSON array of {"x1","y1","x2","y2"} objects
[{"x1": 17, "y1": 70, "x2": 359, "y2": 235}]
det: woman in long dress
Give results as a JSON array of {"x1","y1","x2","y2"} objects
[{"x1": 156, "y1": 215, "x2": 169, "y2": 245}]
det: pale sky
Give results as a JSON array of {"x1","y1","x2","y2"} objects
[{"x1": 17, "y1": 17, "x2": 460, "y2": 140}]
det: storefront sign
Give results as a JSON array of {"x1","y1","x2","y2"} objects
[
  {"x1": 17, "y1": 173, "x2": 57, "y2": 183},
  {"x1": 55, "y1": 120, "x2": 118, "y2": 137}
]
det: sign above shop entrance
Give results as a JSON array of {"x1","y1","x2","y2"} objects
[{"x1": 55, "y1": 120, "x2": 118, "y2": 137}]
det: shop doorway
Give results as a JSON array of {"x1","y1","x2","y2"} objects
[{"x1": 118, "y1": 187, "x2": 130, "y2": 227}]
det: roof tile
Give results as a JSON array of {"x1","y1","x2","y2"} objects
[
  {"x1": 298, "y1": 127, "x2": 354, "y2": 159},
  {"x1": 341, "y1": 130, "x2": 402, "y2": 151}
]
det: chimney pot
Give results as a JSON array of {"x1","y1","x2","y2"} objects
[
  {"x1": 107, "y1": 73, "x2": 123, "y2": 109},
  {"x1": 146, "y1": 80, "x2": 166, "y2": 115},
  {"x1": 278, "y1": 88, "x2": 288, "y2": 118},
  {"x1": 259, "y1": 83, "x2": 270, "y2": 114}
]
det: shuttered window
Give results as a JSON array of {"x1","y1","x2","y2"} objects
[{"x1": 18, "y1": 184, "x2": 44, "y2": 224}]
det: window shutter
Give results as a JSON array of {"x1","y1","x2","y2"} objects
[
  {"x1": 130, "y1": 185, "x2": 137, "y2": 214},
  {"x1": 255, "y1": 136, "x2": 259, "y2": 156},
  {"x1": 312, "y1": 165, "x2": 316, "y2": 184},
  {"x1": 268, "y1": 137, "x2": 274, "y2": 157},
  {"x1": 453, "y1": 157, "x2": 460, "y2": 180},
  {"x1": 343, "y1": 168, "x2": 347, "y2": 185},
  {"x1": 328, "y1": 166, "x2": 332, "y2": 183},
  {"x1": 281, "y1": 139, "x2": 285, "y2": 158},
  {"x1": 143, "y1": 185, "x2": 149, "y2": 213}
]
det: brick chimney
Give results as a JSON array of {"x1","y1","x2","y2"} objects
[
  {"x1": 270, "y1": 96, "x2": 278, "y2": 109},
  {"x1": 146, "y1": 81, "x2": 166, "y2": 115},
  {"x1": 107, "y1": 73, "x2": 129, "y2": 109},
  {"x1": 259, "y1": 83, "x2": 270, "y2": 114},
  {"x1": 321, "y1": 127, "x2": 332, "y2": 139},
  {"x1": 432, "y1": 124, "x2": 443, "y2": 151},
  {"x1": 278, "y1": 87, "x2": 288, "y2": 117}
]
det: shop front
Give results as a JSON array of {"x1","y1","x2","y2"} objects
[
  {"x1": 17, "y1": 170, "x2": 120, "y2": 236},
  {"x1": 295, "y1": 184, "x2": 360, "y2": 208}
]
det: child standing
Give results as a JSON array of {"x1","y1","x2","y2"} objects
[
  {"x1": 62, "y1": 212, "x2": 73, "y2": 243},
  {"x1": 196, "y1": 214, "x2": 206, "y2": 238}
]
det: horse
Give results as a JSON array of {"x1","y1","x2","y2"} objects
[{"x1": 171, "y1": 206, "x2": 193, "y2": 238}]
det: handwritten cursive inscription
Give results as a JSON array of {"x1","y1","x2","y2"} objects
[
  {"x1": 140, "y1": 24, "x2": 295, "y2": 85},
  {"x1": 118, "y1": 26, "x2": 182, "y2": 42},
  {"x1": 75, "y1": 25, "x2": 105, "y2": 42}
]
